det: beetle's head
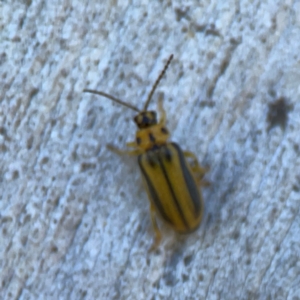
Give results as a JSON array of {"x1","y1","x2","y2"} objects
[
  {"x1": 134, "y1": 111, "x2": 157, "y2": 129},
  {"x1": 83, "y1": 55, "x2": 173, "y2": 131}
]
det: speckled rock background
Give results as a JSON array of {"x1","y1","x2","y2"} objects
[{"x1": 1, "y1": 1, "x2": 300, "y2": 299}]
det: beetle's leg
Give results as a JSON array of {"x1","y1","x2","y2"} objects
[
  {"x1": 107, "y1": 143, "x2": 142, "y2": 156},
  {"x1": 148, "y1": 203, "x2": 162, "y2": 252},
  {"x1": 183, "y1": 151, "x2": 208, "y2": 176},
  {"x1": 126, "y1": 141, "x2": 137, "y2": 148},
  {"x1": 183, "y1": 151, "x2": 210, "y2": 186},
  {"x1": 157, "y1": 94, "x2": 167, "y2": 125}
]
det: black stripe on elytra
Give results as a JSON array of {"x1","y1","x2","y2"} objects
[
  {"x1": 157, "y1": 145, "x2": 189, "y2": 229},
  {"x1": 138, "y1": 154, "x2": 171, "y2": 224},
  {"x1": 171, "y1": 143, "x2": 201, "y2": 216}
]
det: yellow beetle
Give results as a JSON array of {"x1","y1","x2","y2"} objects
[{"x1": 84, "y1": 55, "x2": 208, "y2": 249}]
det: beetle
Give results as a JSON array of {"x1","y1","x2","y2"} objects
[{"x1": 84, "y1": 55, "x2": 208, "y2": 250}]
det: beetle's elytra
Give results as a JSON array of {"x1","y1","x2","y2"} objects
[{"x1": 84, "y1": 55, "x2": 208, "y2": 250}]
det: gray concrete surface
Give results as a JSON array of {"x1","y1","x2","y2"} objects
[{"x1": 1, "y1": 1, "x2": 300, "y2": 299}]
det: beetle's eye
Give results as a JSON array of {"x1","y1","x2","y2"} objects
[{"x1": 134, "y1": 112, "x2": 157, "y2": 128}]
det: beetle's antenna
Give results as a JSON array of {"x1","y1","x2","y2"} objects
[
  {"x1": 143, "y1": 54, "x2": 173, "y2": 111},
  {"x1": 83, "y1": 89, "x2": 140, "y2": 112}
]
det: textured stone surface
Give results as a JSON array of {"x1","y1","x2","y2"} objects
[{"x1": 1, "y1": 1, "x2": 300, "y2": 299}]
